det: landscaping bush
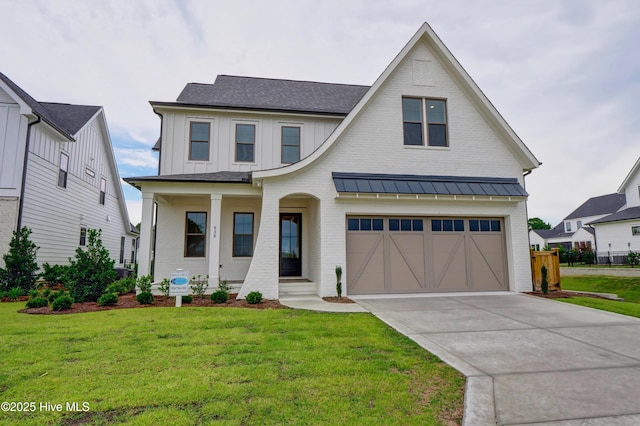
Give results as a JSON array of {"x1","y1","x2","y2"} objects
[
  {"x1": 52, "y1": 295, "x2": 74, "y2": 311},
  {"x1": 158, "y1": 278, "x2": 170, "y2": 297},
  {"x1": 190, "y1": 274, "x2": 209, "y2": 298},
  {"x1": 41, "y1": 263, "x2": 70, "y2": 286},
  {"x1": 582, "y1": 251, "x2": 595, "y2": 265},
  {"x1": 8, "y1": 287, "x2": 23, "y2": 301},
  {"x1": 97, "y1": 292, "x2": 119, "y2": 307},
  {"x1": 48, "y1": 289, "x2": 66, "y2": 304},
  {"x1": 0, "y1": 227, "x2": 39, "y2": 293},
  {"x1": 67, "y1": 229, "x2": 116, "y2": 302},
  {"x1": 211, "y1": 289, "x2": 229, "y2": 304},
  {"x1": 218, "y1": 278, "x2": 231, "y2": 292},
  {"x1": 136, "y1": 291, "x2": 154, "y2": 305},
  {"x1": 246, "y1": 291, "x2": 263, "y2": 304},
  {"x1": 627, "y1": 252, "x2": 640, "y2": 268},
  {"x1": 136, "y1": 275, "x2": 153, "y2": 293},
  {"x1": 182, "y1": 295, "x2": 193, "y2": 304},
  {"x1": 26, "y1": 297, "x2": 49, "y2": 308},
  {"x1": 106, "y1": 277, "x2": 137, "y2": 295}
]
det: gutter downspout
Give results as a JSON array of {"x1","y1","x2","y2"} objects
[
  {"x1": 522, "y1": 169, "x2": 534, "y2": 291},
  {"x1": 16, "y1": 116, "x2": 41, "y2": 232}
]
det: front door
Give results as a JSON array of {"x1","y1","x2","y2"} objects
[{"x1": 280, "y1": 213, "x2": 302, "y2": 276}]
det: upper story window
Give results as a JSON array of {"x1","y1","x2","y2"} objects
[
  {"x1": 185, "y1": 212, "x2": 207, "y2": 257},
  {"x1": 189, "y1": 122, "x2": 210, "y2": 161},
  {"x1": 402, "y1": 97, "x2": 448, "y2": 147},
  {"x1": 577, "y1": 220, "x2": 582, "y2": 229},
  {"x1": 281, "y1": 126, "x2": 300, "y2": 164},
  {"x1": 99, "y1": 177, "x2": 106, "y2": 205},
  {"x1": 235, "y1": 124, "x2": 255, "y2": 162},
  {"x1": 58, "y1": 152, "x2": 69, "y2": 188},
  {"x1": 565, "y1": 222, "x2": 572, "y2": 232},
  {"x1": 79, "y1": 227, "x2": 87, "y2": 246}
]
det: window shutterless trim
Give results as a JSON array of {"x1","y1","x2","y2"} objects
[
  {"x1": 99, "y1": 177, "x2": 106, "y2": 205},
  {"x1": 185, "y1": 212, "x2": 207, "y2": 257},
  {"x1": 58, "y1": 152, "x2": 69, "y2": 188},
  {"x1": 281, "y1": 126, "x2": 300, "y2": 164},
  {"x1": 188, "y1": 121, "x2": 211, "y2": 161},
  {"x1": 235, "y1": 123, "x2": 255, "y2": 162},
  {"x1": 402, "y1": 97, "x2": 449, "y2": 147}
]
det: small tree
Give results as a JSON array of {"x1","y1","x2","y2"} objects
[
  {"x1": 67, "y1": 229, "x2": 116, "y2": 302},
  {"x1": 627, "y1": 252, "x2": 640, "y2": 268},
  {"x1": 0, "y1": 227, "x2": 39, "y2": 293},
  {"x1": 541, "y1": 265, "x2": 549, "y2": 295},
  {"x1": 335, "y1": 266, "x2": 343, "y2": 298}
]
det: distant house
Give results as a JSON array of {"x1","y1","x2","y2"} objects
[
  {"x1": 529, "y1": 193, "x2": 625, "y2": 253},
  {"x1": 589, "y1": 158, "x2": 640, "y2": 263},
  {"x1": 126, "y1": 23, "x2": 540, "y2": 299},
  {"x1": 0, "y1": 72, "x2": 137, "y2": 269}
]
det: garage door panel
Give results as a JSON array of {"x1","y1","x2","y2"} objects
[
  {"x1": 347, "y1": 234, "x2": 385, "y2": 294},
  {"x1": 469, "y1": 234, "x2": 508, "y2": 290},
  {"x1": 389, "y1": 235, "x2": 425, "y2": 290},
  {"x1": 432, "y1": 235, "x2": 469, "y2": 291}
]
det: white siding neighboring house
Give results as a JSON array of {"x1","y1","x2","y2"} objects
[
  {"x1": 127, "y1": 23, "x2": 540, "y2": 299},
  {"x1": 0, "y1": 72, "x2": 137, "y2": 269},
  {"x1": 589, "y1": 158, "x2": 640, "y2": 263}
]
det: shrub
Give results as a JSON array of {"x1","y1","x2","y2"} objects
[
  {"x1": 26, "y1": 296, "x2": 49, "y2": 308},
  {"x1": 627, "y1": 252, "x2": 640, "y2": 268},
  {"x1": 218, "y1": 278, "x2": 231, "y2": 293},
  {"x1": 246, "y1": 291, "x2": 263, "y2": 304},
  {"x1": 107, "y1": 277, "x2": 137, "y2": 295},
  {"x1": 335, "y1": 265, "x2": 343, "y2": 298},
  {"x1": 41, "y1": 263, "x2": 70, "y2": 286},
  {"x1": 0, "y1": 227, "x2": 39, "y2": 293},
  {"x1": 158, "y1": 278, "x2": 170, "y2": 297},
  {"x1": 28, "y1": 289, "x2": 40, "y2": 298},
  {"x1": 52, "y1": 295, "x2": 74, "y2": 311},
  {"x1": 67, "y1": 229, "x2": 116, "y2": 302},
  {"x1": 97, "y1": 292, "x2": 119, "y2": 306},
  {"x1": 136, "y1": 275, "x2": 153, "y2": 294},
  {"x1": 211, "y1": 289, "x2": 229, "y2": 304},
  {"x1": 48, "y1": 289, "x2": 66, "y2": 304},
  {"x1": 8, "y1": 287, "x2": 23, "y2": 301},
  {"x1": 42, "y1": 288, "x2": 51, "y2": 299},
  {"x1": 136, "y1": 291, "x2": 154, "y2": 305},
  {"x1": 541, "y1": 265, "x2": 549, "y2": 295},
  {"x1": 582, "y1": 251, "x2": 595, "y2": 265},
  {"x1": 182, "y1": 295, "x2": 193, "y2": 304},
  {"x1": 190, "y1": 274, "x2": 209, "y2": 298}
]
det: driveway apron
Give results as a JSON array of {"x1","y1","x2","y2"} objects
[{"x1": 354, "y1": 294, "x2": 640, "y2": 425}]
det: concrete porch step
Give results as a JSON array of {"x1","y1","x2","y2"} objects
[{"x1": 279, "y1": 281, "x2": 317, "y2": 298}]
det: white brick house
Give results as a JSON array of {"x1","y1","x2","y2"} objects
[
  {"x1": 0, "y1": 72, "x2": 137, "y2": 269},
  {"x1": 126, "y1": 23, "x2": 540, "y2": 299}
]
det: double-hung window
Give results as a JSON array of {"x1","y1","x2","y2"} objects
[
  {"x1": 58, "y1": 152, "x2": 69, "y2": 188},
  {"x1": 233, "y1": 213, "x2": 254, "y2": 257},
  {"x1": 235, "y1": 124, "x2": 255, "y2": 162},
  {"x1": 99, "y1": 177, "x2": 106, "y2": 205},
  {"x1": 189, "y1": 122, "x2": 210, "y2": 161},
  {"x1": 79, "y1": 227, "x2": 87, "y2": 246},
  {"x1": 402, "y1": 97, "x2": 448, "y2": 147},
  {"x1": 185, "y1": 212, "x2": 207, "y2": 257},
  {"x1": 281, "y1": 126, "x2": 300, "y2": 164}
]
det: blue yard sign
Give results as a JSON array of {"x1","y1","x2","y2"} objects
[{"x1": 170, "y1": 270, "x2": 190, "y2": 296}]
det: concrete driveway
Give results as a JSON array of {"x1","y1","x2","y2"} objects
[{"x1": 353, "y1": 293, "x2": 640, "y2": 425}]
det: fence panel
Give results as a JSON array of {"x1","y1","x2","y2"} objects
[{"x1": 530, "y1": 249, "x2": 561, "y2": 292}]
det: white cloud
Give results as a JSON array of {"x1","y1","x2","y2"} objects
[{"x1": 114, "y1": 148, "x2": 158, "y2": 169}]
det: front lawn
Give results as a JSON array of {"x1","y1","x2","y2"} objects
[
  {"x1": 0, "y1": 303, "x2": 464, "y2": 425},
  {"x1": 561, "y1": 276, "x2": 640, "y2": 303},
  {"x1": 559, "y1": 296, "x2": 640, "y2": 318}
]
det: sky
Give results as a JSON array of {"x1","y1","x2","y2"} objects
[{"x1": 1, "y1": 0, "x2": 639, "y2": 226}]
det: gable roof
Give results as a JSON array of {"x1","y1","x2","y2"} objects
[
  {"x1": 253, "y1": 22, "x2": 540, "y2": 182},
  {"x1": 564, "y1": 193, "x2": 626, "y2": 220},
  {"x1": 155, "y1": 75, "x2": 369, "y2": 116},
  {"x1": 589, "y1": 206, "x2": 640, "y2": 225},
  {"x1": 0, "y1": 72, "x2": 101, "y2": 141},
  {"x1": 618, "y1": 157, "x2": 640, "y2": 193}
]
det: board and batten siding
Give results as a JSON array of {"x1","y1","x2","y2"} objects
[
  {"x1": 0, "y1": 98, "x2": 27, "y2": 197},
  {"x1": 21, "y1": 119, "x2": 133, "y2": 267},
  {"x1": 159, "y1": 111, "x2": 342, "y2": 175}
]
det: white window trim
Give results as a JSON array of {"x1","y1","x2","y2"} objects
[
  {"x1": 231, "y1": 119, "x2": 260, "y2": 165},
  {"x1": 279, "y1": 123, "x2": 303, "y2": 165},
  {"x1": 185, "y1": 117, "x2": 214, "y2": 164}
]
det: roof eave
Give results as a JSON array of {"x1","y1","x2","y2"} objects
[{"x1": 149, "y1": 101, "x2": 349, "y2": 118}]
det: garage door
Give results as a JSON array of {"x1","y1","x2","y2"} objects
[{"x1": 346, "y1": 217, "x2": 508, "y2": 294}]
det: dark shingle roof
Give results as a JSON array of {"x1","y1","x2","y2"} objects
[
  {"x1": 39, "y1": 103, "x2": 101, "y2": 135},
  {"x1": 332, "y1": 172, "x2": 528, "y2": 197},
  {"x1": 0, "y1": 72, "x2": 98, "y2": 139},
  {"x1": 174, "y1": 75, "x2": 369, "y2": 115},
  {"x1": 564, "y1": 193, "x2": 626, "y2": 220},
  {"x1": 589, "y1": 206, "x2": 640, "y2": 225},
  {"x1": 124, "y1": 171, "x2": 251, "y2": 189}
]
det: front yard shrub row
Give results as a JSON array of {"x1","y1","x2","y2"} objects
[
  {"x1": 52, "y1": 295, "x2": 74, "y2": 311},
  {"x1": 136, "y1": 291, "x2": 154, "y2": 305},
  {"x1": 246, "y1": 291, "x2": 263, "y2": 304},
  {"x1": 211, "y1": 289, "x2": 229, "y2": 304},
  {"x1": 25, "y1": 297, "x2": 49, "y2": 308},
  {"x1": 97, "y1": 292, "x2": 119, "y2": 306}
]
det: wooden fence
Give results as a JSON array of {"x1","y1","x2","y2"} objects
[{"x1": 530, "y1": 249, "x2": 561, "y2": 292}]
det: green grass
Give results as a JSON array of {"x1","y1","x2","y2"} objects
[
  {"x1": 562, "y1": 276, "x2": 640, "y2": 303},
  {"x1": 0, "y1": 303, "x2": 464, "y2": 425},
  {"x1": 558, "y1": 297, "x2": 640, "y2": 318}
]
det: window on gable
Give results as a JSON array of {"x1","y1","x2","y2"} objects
[
  {"x1": 189, "y1": 122, "x2": 210, "y2": 161},
  {"x1": 566, "y1": 222, "x2": 572, "y2": 232},
  {"x1": 235, "y1": 124, "x2": 255, "y2": 162},
  {"x1": 402, "y1": 97, "x2": 448, "y2": 147},
  {"x1": 99, "y1": 177, "x2": 106, "y2": 205},
  {"x1": 281, "y1": 126, "x2": 300, "y2": 164},
  {"x1": 233, "y1": 213, "x2": 254, "y2": 257},
  {"x1": 632, "y1": 226, "x2": 640, "y2": 236},
  {"x1": 577, "y1": 220, "x2": 582, "y2": 229},
  {"x1": 185, "y1": 212, "x2": 207, "y2": 257},
  {"x1": 79, "y1": 227, "x2": 87, "y2": 246},
  {"x1": 58, "y1": 152, "x2": 69, "y2": 188}
]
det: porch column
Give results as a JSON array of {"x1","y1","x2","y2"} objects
[
  {"x1": 138, "y1": 191, "x2": 155, "y2": 278},
  {"x1": 208, "y1": 193, "x2": 222, "y2": 283}
]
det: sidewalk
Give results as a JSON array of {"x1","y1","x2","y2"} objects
[{"x1": 561, "y1": 266, "x2": 640, "y2": 277}]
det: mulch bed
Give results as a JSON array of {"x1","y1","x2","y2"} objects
[
  {"x1": 18, "y1": 293, "x2": 287, "y2": 315},
  {"x1": 525, "y1": 291, "x2": 611, "y2": 300},
  {"x1": 322, "y1": 296, "x2": 356, "y2": 304}
]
